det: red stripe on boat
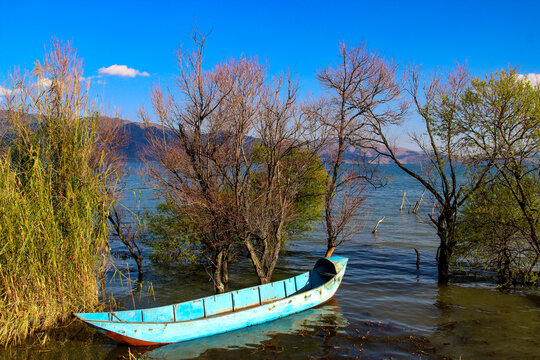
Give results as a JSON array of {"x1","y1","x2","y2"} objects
[{"x1": 104, "y1": 331, "x2": 168, "y2": 346}]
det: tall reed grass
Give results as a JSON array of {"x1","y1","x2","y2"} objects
[{"x1": 0, "y1": 40, "x2": 120, "y2": 346}]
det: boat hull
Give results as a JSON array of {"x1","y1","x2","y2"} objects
[{"x1": 75, "y1": 256, "x2": 347, "y2": 345}]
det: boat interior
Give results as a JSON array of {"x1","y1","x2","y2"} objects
[{"x1": 77, "y1": 258, "x2": 339, "y2": 323}]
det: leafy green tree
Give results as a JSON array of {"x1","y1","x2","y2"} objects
[
  {"x1": 281, "y1": 148, "x2": 328, "y2": 240},
  {"x1": 145, "y1": 199, "x2": 205, "y2": 265},
  {"x1": 457, "y1": 173, "x2": 539, "y2": 285},
  {"x1": 456, "y1": 69, "x2": 540, "y2": 284}
]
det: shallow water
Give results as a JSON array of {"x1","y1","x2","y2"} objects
[{"x1": 2, "y1": 164, "x2": 539, "y2": 359}]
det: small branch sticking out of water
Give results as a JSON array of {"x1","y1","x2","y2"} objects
[
  {"x1": 400, "y1": 191, "x2": 406, "y2": 212},
  {"x1": 414, "y1": 248, "x2": 420, "y2": 269},
  {"x1": 372, "y1": 216, "x2": 386, "y2": 234},
  {"x1": 412, "y1": 189, "x2": 426, "y2": 214}
]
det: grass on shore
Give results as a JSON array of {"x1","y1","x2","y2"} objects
[{"x1": 0, "y1": 40, "x2": 118, "y2": 346}]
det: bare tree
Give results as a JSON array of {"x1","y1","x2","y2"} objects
[
  {"x1": 368, "y1": 65, "x2": 493, "y2": 283},
  {"x1": 240, "y1": 75, "x2": 322, "y2": 284},
  {"x1": 141, "y1": 30, "x2": 240, "y2": 293},
  {"x1": 143, "y1": 30, "x2": 327, "y2": 288},
  {"x1": 307, "y1": 43, "x2": 404, "y2": 257}
]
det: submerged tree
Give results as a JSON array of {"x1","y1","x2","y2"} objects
[
  {"x1": 457, "y1": 174, "x2": 539, "y2": 284},
  {"x1": 142, "y1": 30, "x2": 248, "y2": 293},
  {"x1": 307, "y1": 43, "x2": 404, "y2": 257},
  {"x1": 145, "y1": 198, "x2": 204, "y2": 266},
  {"x1": 143, "y1": 53, "x2": 264, "y2": 283},
  {"x1": 456, "y1": 70, "x2": 540, "y2": 284},
  {"x1": 368, "y1": 65, "x2": 494, "y2": 283},
  {"x1": 143, "y1": 31, "x2": 327, "y2": 288},
  {"x1": 241, "y1": 77, "x2": 326, "y2": 283}
]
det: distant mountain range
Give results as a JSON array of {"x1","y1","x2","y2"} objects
[
  {"x1": 112, "y1": 118, "x2": 425, "y2": 164},
  {"x1": 316, "y1": 141, "x2": 425, "y2": 165},
  {"x1": 0, "y1": 112, "x2": 425, "y2": 164}
]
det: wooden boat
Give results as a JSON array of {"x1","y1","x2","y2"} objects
[
  {"x1": 146, "y1": 300, "x2": 347, "y2": 359},
  {"x1": 74, "y1": 256, "x2": 347, "y2": 346}
]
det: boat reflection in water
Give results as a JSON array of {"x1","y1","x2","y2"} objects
[{"x1": 144, "y1": 300, "x2": 348, "y2": 360}]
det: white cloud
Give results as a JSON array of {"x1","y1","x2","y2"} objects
[
  {"x1": 38, "y1": 78, "x2": 52, "y2": 87},
  {"x1": 98, "y1": 64, "x2": 149, "y2": 78},
  {"x1": 0, "y1": 80, "x2": 51, "y2": 98},
  {"x1": 0, "y1": 86, "x2": 12, "y2": 96},
  {"x1": 518, "y1": 73, "x2": 540, "y2": 86}
]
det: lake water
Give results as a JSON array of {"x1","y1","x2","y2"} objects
[{"x1": 3, "y1": 164, "x2": 540, "y2": 359}]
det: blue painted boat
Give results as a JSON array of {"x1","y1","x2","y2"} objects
[
  {"x1": 146, "y1": 301, "x2": 347, "y2": 359},
  {"x1": 74, "y1": 256, "x2": 347, "y2": 346}
]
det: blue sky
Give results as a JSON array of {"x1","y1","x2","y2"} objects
[{"x1": 1, "y1": 0, "x2": 539, "y2": 145}]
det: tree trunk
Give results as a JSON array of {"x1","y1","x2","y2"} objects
[
  {"x1": 221, "y1": 255, "x2": 229, "y2": 284},
  {"x1": 244, "y1": 236, "x2": 280, "y2": 285},
  {"x1": 435, "y1": 213, "x2": 456, "y2": 284},
  {"x1": 135, "y1": 257, "x2": 143, "y2": 282},
  {"x1": 325, "y1": 246, "x2": 336, "y2": 257},
  {"x1": 262, "y1": 231, "x2": 282, "y2": 283},
  {"x1": 244, "y1": 238, "x2": 267, "y2": 284},
  {"x1": 325, "y1": 198, "x2": 338, "y2": 253},
  {"x1": 108, "y1": 211, "x2": 144, "y2": 283},
  {"x1": 437, "y1": 241, "x2": 450, "y2": 284},
  {"x1": 213, "y1": 250, "x2": 225, "y2": 294}
]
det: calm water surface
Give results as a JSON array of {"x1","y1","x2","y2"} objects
[{"x1": 3, "y1": 164, "x2": 539, "y2": 359}]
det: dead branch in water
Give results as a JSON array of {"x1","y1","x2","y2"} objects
[
  {"x1": 414, "y1": 248, "x2": 420, "y2": 269},
  {"x1": 400, "y1": 191, "x2": 406, "y2": 211},
  {"x1": 412, "y1": 189, "x2": 426, "y2": 214},
  {"x1": 372, "y1": 216, "x2": 386, "y2": 234}
]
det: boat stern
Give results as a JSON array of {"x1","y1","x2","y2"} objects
[
  {"x1": 314, "y1": 256, "x2": 348, "y2": 276},
  {"x1": 326, "y1": 256, "x2": 347, "y2": 274}
]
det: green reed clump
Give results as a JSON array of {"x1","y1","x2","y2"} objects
[{"x1": 0, "y1": 40, "x2": 119, "y2": 346}]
